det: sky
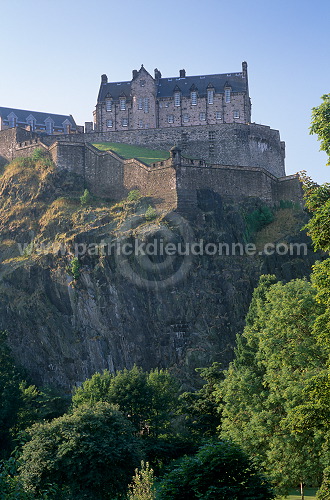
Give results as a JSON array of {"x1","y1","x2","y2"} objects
[{"x1": 0, "y1": 0, "x2": 329, "y2": 183}]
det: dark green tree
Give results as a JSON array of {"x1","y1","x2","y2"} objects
[
  {"x1": 18, "y1": 402, "x2": 142, "y2": 500},
  {"x1": 220, "y1": 277, "x2": 325, "y2": 496},
  {"x1": 157, "y1": 440, "x2": 275, "y2": 500},
  {"x1": 0, "y1": 331, "x2": 23, "y2": 457}
]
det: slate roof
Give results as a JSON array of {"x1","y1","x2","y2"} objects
[
  {"x1": 0, "y1": 107, "x2": 77, "y2": 129},
  {"x1": 98, "y1": 71, "x2": 247, "y2": 102}
]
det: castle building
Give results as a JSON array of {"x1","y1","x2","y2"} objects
[
  {"x1": 94, "y1": 63, "x2": 251, "y2": 132},
  {"x1": 0, "y1": 107, "x2": 78, "y2": 135}
]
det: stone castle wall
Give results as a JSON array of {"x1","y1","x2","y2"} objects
[
  {"x1": 45, "y1": 122, "x2": 286, "y2": 178},
  {"x1": 0, "y1": 126, "x2": 302, "y2": 216}
]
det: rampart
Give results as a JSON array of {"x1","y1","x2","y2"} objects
[
  {"x1": 0, "y1": 126, "x2": 302, "y2": 216},
  {"x1": 42, "y1": 122, "x2": 286, "y2": 178}
]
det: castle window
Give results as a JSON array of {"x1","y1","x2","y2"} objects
[
  {"x1": 207, "y1": 90, "x2": 214, "y2": 104},
  {"x1": 216, "y1": 112, "x2": 222, "y2": 120},
  {"x1": 225, "y1": 88, "x2": 231, "y2": 103},
  {"x1": 140, "y1": 80, "x2": 146, "y2": 87},
  {"x1": 106, "y1": 99, "x2": 112, "y2": 112},
  {"x1": 144, "y1": 98, "x2": 149, "y2": 113},
  {"x1": 209, "y1": 131, "x2": 216, "y2": 141},
  {"x1": 45, "y1": 119, "x2": 54, "y2": 134},
  {"x1": 138, "y1": 120, "x2": 143, "y2": 128},
  {"x1": 183, "y1": 113, "x2": 189, "y2": 123},
  {"x1": 8, "y1": 114, "x2": 17, "y2": 128},
  {"x1": 122, "y1": 118, "x2": 128, "y2": 127},
  {"x1": 120, "y1": 98, "x2": 126, "y2": 111},
  {"x1": 106, "y1": 119, "x2": 113, "y2": 128},
  {"x1": 199, "y1": 112, "x2": 206, "y2": 121},
  {"x1": 233, "y1": 110, "x2": 240, "y2": 119},
  {"x1": 167, "y1": 115, "x2": 174, "y2": 123},
  {"x1": 138, "y1": 98, "x2": 143, "y2": 110},
  {"x1": 191, "y1": 91, "x2": 197, "y2": 105},
  {"x1": 174, "y1": 92, "x2": 181, "y2": 107}
]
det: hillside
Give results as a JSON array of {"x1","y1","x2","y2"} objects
[{"x1": 0, "y1": 153, "x2": 320, "y2": 390}]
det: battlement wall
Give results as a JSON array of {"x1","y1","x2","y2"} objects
[{"x1": 46, "y1": 122, "x2": 286, "y2": 178}]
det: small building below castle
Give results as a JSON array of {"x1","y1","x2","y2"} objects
[
  {"x1": 94, "y1": 62, "x2": 251, "y2": 132},
  {"x1": 0, "y1": 106, "x2": 78, "y2": 135}
]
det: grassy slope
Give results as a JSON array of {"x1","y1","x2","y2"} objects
[
  {"x1": 281, "y1": 488, "x2": 317, "y2": 499},
  {"x1": 92, "y1": 142, "x2": 170, "y2": 165}
]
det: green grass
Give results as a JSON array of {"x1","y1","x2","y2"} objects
[
  {"x1": 278, "y1": 487, "x2": 317, "y2": 499},
  {"x1": 92, "y1": 142, "x2": 170, "y2": 165}
]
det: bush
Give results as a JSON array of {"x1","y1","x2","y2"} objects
[
  {"x1": 157, "y1": 440, "x2": 275, "y2": 500},
  {"x1": 145, "y1": 206, "x2": 157, "y2": 221},
  {"x1": 127, "y1": 190, "x2": 141, "y2": 202},
  {"x1": 127, "y1": 461, "x2": 156, "y2": 500},
  {"x1": 80, "y1": 189, "x2": 91, "y2": 207},
  {"x1": 69, "y1": 258, "x2": 80, "y2": 280}
]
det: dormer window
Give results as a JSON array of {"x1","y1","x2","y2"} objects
[
  {"x1": 45, "y1": 118, "x2": 54, "y2": 134},
  {"x1": 8, "y1": 113, "x2": 17, "y2": 128},
  {"x1": 225, "y1": 88, "x2": 231, "y2": 103},
  {"x1": 26, "y1": 114, "x2": 36, "y2": 131},
  {"x1": 120, "y1": 98, "x2": 126, "y2": 111},
  {"x1": 174, "y1": 92, "x2": 181, "y2": 107},
  {"x1": 106, "y1": 99, "x2": 112, "y2": 112},
  {"x1": 207, "y1": 90, "x2": 214, "y2": 104},
  {"x1": 191, "y1": 91, "x2": 197, "y2": 106}
]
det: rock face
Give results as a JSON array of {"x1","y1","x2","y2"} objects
[{"x1": 0, "y1": 156, "x2": 320, "y2": 391}]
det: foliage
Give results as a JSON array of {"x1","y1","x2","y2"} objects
[
  {"x1": 127, "y1": 190, "x2": 141, "y2": 202},
  {"x1": 244, "y1": 205, "x2": 274, "y2": 240},
  {"x1": 316, "y1": 467, "x2": 330, "y2": 500},
  {"x1": 145, "y1": 206, "x2": 157, "y2": 221},
  {"x1": 68, "y1": 257, "x2": 80, "y2": 280},
  {"x1": 18, "y1": 402, "x2": 142, "y2": 500},
  {"x1": 301, "y1": 177, "x2": 330, "y2": 252},
  {"x1": 157, "y1": 440, "x2": 275, "y2": 500},
  {"x1": 220, "y1": 276, "x2": 325, "y2": 494},
  {"x1": 310, "y1": 93, "x2": 330, "y2": 166},
  {"x1": 72, "y1": 366, "x2": 179, "y2": 437},
  {"x1": 80, "y1": 188, "x2": 91, "y2": 207},
  {"x1": 127, "y1": 461, "x2": 156, "y2": 500},
  {"x1": 0, "y1": 331, "x2": 23, "y2": 458},
  {"x1": 32, "y1": 148, "x2": 48, "y2": 161},
  {"x1": 179, "y1": 362, "x2": 223, "y2": 441}
]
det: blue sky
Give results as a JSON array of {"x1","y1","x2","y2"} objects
[{"x1": 1, "y1": 0, "x2": 329, "y2": 183}]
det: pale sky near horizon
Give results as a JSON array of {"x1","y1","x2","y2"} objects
[{"x1": 0, "y1": 0, "x2": 329, "y2": 183}]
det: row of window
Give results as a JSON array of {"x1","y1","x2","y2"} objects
[
  {"x1": 106, "y1": 110, "x2": 240, "y2": 128},
  {"x1": 104, "y1": 89, "x2": 232, "y2": 112},
  {"x1": 166, "y1": 110, "x2": 239, "y2": 123}
]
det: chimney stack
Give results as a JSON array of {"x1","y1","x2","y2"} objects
[
  {"x1": 132, "y1": 69, "x2": 138, "y2": 79},
  {"x1": 179, "y1": 69, "x2": 186, "y2": 78},
  {"x1": 154, "y1": 68, "x2": 162, "y2": 80},
  {"x1": 101, "y1": 74, "x2": 108, "y2": 84}
]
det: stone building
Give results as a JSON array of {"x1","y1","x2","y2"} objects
[
  {"x1": 0, "y1": 106, "x2": 78, "y2": 135},
  {"x1": 94, "y1": 62, "x2": 251, "y2": 132}
]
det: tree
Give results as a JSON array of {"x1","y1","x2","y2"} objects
[
  {"x1": 220, "y1": 277, "x2": 325, "y2": 496},
  {"x1": 127, "y1": 461, "x2": 156, "y2": 500},
  {"x1": 157, "y1": 440, "x2": 275, "y2": 500},
  {"x1": 179, "y1": 362, "x2": 223, "y2": 441},
  {"x1": 310, "y1": 93, "x2": 330, "y2": 166},
  {"x1": 0, "y1": 331, "x2": 23, "y2": 457},
  {"x1": 18, "y1": 402, "x2": 142, "y2": 500},
  {"x1": 72, "y1": 366, "x2": 179, "y2": 436}
]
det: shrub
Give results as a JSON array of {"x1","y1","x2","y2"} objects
[
  {"x1": 80, "y1": 189, "x2": 91, "y2": 207},
  {"x1": 127, "y1": 461, "x2": 156, "y2": 500},
  {"x1": 157, "y1": 440, "x2": 275, "y2": 500},
  {"x1": 145, "y1": 206, "x2": 157, "y2": 221},
  {"x1": 127, "y1": 190, "x2": 141, "y2": 202},
  {"x1": 69, "y1": 258, "x2": 80, "y2": 280}
]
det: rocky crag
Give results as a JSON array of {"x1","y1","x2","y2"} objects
[{"x1": 0, "y1": 154, "x2": 320, "y2": 391}]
